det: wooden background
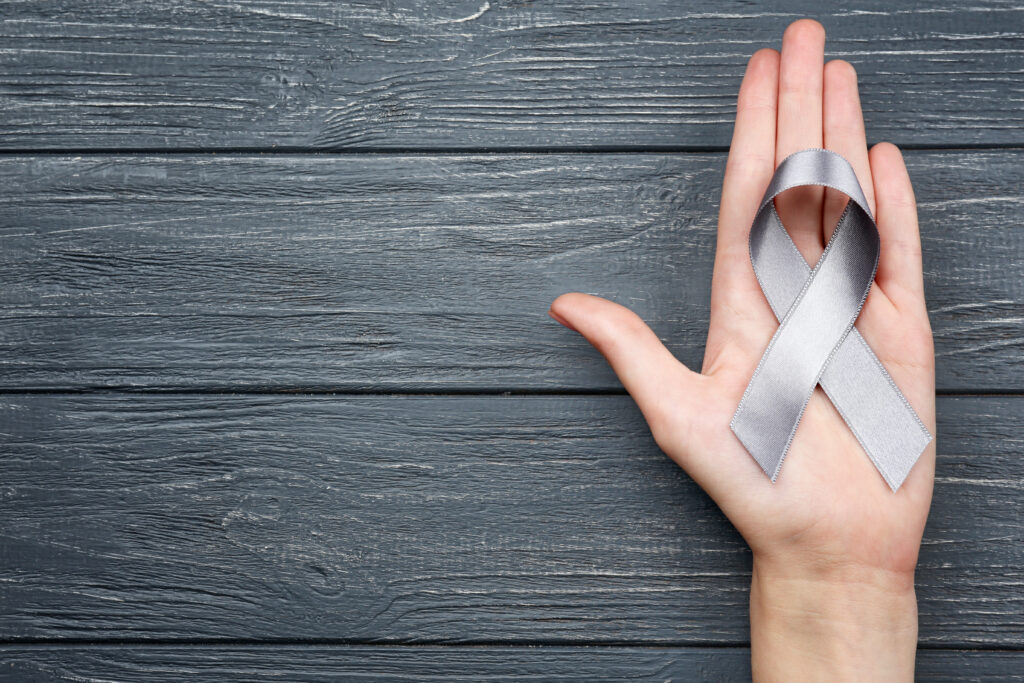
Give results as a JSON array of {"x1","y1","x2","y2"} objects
[{"x1": 1, "y1": 1, "x2": 1021, "y2": 680}]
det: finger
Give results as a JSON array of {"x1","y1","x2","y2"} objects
[
  {"x1": 774, "y1": 18, "x2": 826, "y2": 265},
  {"x1": 823, "y1": 59, "x2": 876, "y2": 240},
  {"x1": 549, "y1": 292, "x2": 705, "y2": 448},
  {"x1": 711, "y1": 48, "x2": 779, "y2": 330},
  {"x1": 869, "y1": 142, "x2": 925, "y2": 308},
  {"x1": 718, "y1": 48, "x2": 780, "y2": 252}
]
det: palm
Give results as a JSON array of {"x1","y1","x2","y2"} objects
[{"x1": 551, "y1": 20, "x2": 935, "y2": 578}]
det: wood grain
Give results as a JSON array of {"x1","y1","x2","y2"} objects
[
  {"x1": 1, "y1": 645, "x2": 1022, "y2": 682},
  {"x1": 4, "y1": 0, "x2": 1021, "y2": 674},
  {"x1": 1, "y1": 151, "x2": 1020, "y2": 392},
  {"x1": 1, "y1": 394, "x2": 1020, "y2": 645},
  {"x1": 1, "y1": 1, "x2": 1022, "y2": 149}
]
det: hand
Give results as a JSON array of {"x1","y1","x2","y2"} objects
[{"x1": 548, "y1": 19, "x2": 935, "y2": 681}]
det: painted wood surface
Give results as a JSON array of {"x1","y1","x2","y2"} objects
[
  {"x1": 2, "y1": 394, "x2": 1021, "y2": 646},
  {"x1": 4, "y1": 0, "x2": 1022, "y2": 677},
  {"x1": 1, "y1": 1, "x2": 1022, "y2": 150},
  {"x1": 1, "y1": 151, "x2": 1020, "y2": 392},
  {"x1": 2, "y1": 645, "x2": 1022, "y2": 682}
]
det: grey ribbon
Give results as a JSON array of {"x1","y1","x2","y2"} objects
[{"x1": 730, "y1": 148, "x2": 931, "y2": 490}]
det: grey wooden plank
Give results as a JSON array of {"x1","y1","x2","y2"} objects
[
  {"x1": 1, "y1": 394, "x2": 1020, "y2": 645},
  {"x1": 1, "y1": 646, "x2": 1022, "y2": 683},
  {"x1": 0, "y1": 151, "x2": 1020, "y2": 392},
  {"x1": 1, "y1": 1, "x2": 1021, "y2": 149}
]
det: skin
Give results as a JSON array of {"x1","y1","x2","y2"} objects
[{"x1": 548, "y1": 19, "x2": 934, "y2": 681}]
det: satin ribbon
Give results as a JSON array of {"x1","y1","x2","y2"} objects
[{"x1": 730, "y1": 149, "x2": 931, "y2": 491}]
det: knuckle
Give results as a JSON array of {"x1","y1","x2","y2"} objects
[{"x1": 726, "y1": 152, "x2": 773, "y2": 179}]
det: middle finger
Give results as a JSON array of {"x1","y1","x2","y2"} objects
[{"x1": 774, "y1": 19, "x2": 826, "y2": 266}]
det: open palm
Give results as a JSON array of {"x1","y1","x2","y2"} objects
[{"x1": 549, "y1": 20, "x2": 935, "y2": 583}]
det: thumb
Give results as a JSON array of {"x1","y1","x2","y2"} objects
[{"x1": 549, "y1": 292, "x2": 705, "y2": 453}]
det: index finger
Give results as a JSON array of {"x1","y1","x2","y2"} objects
[
  {"x1": 718, "y1": 48, "x2": 779, "y2": 250},
  {"x1": 712, "y1": 49, "x2": 779, "y2": 305}
]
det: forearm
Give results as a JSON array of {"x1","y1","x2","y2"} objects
[{"x1": 749, "y1": 558, "x2": 918, "y2": 682}]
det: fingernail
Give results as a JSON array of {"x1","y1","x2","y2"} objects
[{"x1": 548, "y1": 307, "x2": 578, "y2": 332}]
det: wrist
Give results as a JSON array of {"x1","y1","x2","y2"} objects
[{"x1": 750, "y1": 555, "x2": 918, "y2": 682}]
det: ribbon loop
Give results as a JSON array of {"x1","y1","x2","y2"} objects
[{"x1": 730, "y1": 149, "x2": 931, "y2": 490}]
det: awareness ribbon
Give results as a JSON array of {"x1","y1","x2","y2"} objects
[{"x1": 730, "y1": 149, "x2": 931, "y2": 491}]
